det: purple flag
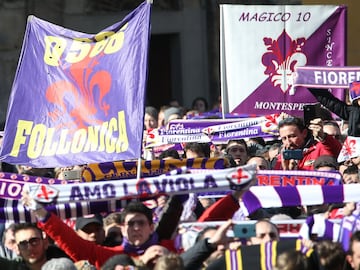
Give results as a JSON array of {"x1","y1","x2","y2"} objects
[
  {"x1": 0, "y1": 2, "x2": 151, "y2": 167},
  {"x1": 221, "y1": 5, "x2": 347, "y2": 117}
]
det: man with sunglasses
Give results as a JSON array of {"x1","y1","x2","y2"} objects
[{"x1": 0, "y1": 222, "x2": 63, "y2": 270}]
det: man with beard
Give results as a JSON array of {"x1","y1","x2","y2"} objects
[{"x1": 0, "y1": 223, "x2": 65, "y2": 270}]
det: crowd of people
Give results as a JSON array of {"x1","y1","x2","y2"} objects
[{"x1": 1, "y1": 88, "x2": 360, "y2": 270}]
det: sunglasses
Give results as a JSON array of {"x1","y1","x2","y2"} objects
[{"x1": 17, "y1": 237, "x2": 42, "y2": 250}]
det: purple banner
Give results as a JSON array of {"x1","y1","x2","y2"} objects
[
  {"x1": 0, "y1": 2, "x2": 151, "y2": 167},
  {"x1": 145, "y1": 116, "x2": 279, "y2": 147},
  {"x1": 221, "y1": 5, "x2": 347, "y2": 117},
  {"x1": 0, "y1": 172, "x2": 76, "y2": 200},
  {"x1": 294, "y1": 66, "x2": 360, "y2": 88}
]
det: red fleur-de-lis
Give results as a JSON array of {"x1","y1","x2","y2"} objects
[
  {"x1": 343, "y1": 138, "x2": 356, "y2": 156},
  {"x1": 264, "y1": 114, "x2": 280, "y2": 127},
  {"x1": 36, "y1": 185, "x2": 55, "y2": 201}
]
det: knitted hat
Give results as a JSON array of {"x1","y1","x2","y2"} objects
[{"x1": 349, "y1": 81, "x2": 360, "y2": 104}]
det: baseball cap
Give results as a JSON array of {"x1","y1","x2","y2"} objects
[{"x1": 75, "y1": 214, "x2": 103, "y2": 231}]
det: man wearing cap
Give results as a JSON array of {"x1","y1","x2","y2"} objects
[
  {"x1": 75, "y1": 214, "x2": 105, "y2": 245},
  {"x1": 307, "y1": 82, "x2": 360, "y2": 137}
]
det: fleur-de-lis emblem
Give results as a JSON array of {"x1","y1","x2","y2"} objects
[
  {"x1": 262, "y1": 30, "x2": 307, "y2": 95},
  {"x1": 342, "y1": 137, "x2": 356, "y2": 157},
  {"x1": 45, "y1": 48, "x2": 111, "y2": 130},
  {"x1": 261, "y1": 113, "x2": 280, "y2": 135}
]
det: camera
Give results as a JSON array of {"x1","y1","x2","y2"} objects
[
  {"x1": 282, "y1": 149, "x2": 303, "y2": 160},
  {"x1": 232, "y1": 223, "x2": 256, "y2": 238}
]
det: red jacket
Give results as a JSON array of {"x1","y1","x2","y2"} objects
[
  {"x1": 37, "y1": 213, "x2": 173, "y2": 269},
  {"x1": 274, "y1": 134, "x2": 342, "y2": 170},
  {"x1": 198, "y1": 193, "x2": 239, "y2": 222}
]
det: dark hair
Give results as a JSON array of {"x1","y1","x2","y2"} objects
[
  {"x1": 191, "y1": 97, "x2": 208, "y2": 111},
  {"x1": 101, "y1": 254, "x2": 135, "y2": 270},
  {"x1": 247, "y1": 155, "x2": 270, "y2": 170},
  {"x1": 226, "y1": 139, "x2": 249, "y2": 155},
  {"x1": 276, "y1": 250, "x2": 309, "y2": 270},
  {"x1": 278, "y1": 117, "x2": 306, "y2": 132},
  {"x1": 248, "y1": 137, "x2": 266, "y2": 147},
  {"x1": 313, "y1": 155, "x2": 338, "y2": 170},
  {"x1": 343, "y1": 165, "x2": 359, "y2": 175},
  {"x1": 121, "y1": 202, "x2": 153, "y2": 224},
  {"x1": 158, "y1": 149, "x2": 180, "y2": 160},
  {"x1": 184, "y1": 142, "x2": 210, "y2": 158},
  {"x1": 316, "y1": 240, "x2": 345, "y2": 270},
  {"x1": 145, "y1": 106, "x2": 159, "y2": 119},
  {"x1": 154, "y1": 253, "x2": 184, "y2": 270},
  {"x1": 103, "y1": 212, "x2": 122, "y2": 227},
  {"x1": 13, "y1": 223, "x2": 43, "y2": 237},
  {"x1": 348, "y1": 231, "x2": 360, "y2": 255}
]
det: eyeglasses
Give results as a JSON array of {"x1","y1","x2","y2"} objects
[
  {"x1": 124, "y1": 220, "x2": 148, "y2": 227},
  {"x1": 17, "y1": 237, "x2": 42, "y2": 250},
  {"x1": 257, "y1": 232, "x2": 277, "y2": 239}
]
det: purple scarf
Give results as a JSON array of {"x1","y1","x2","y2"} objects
[{"x1": 122, "y1": 232, "x2": 159, "y2": 255}]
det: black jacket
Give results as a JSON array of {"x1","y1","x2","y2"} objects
[{"x1": 308, "y1": 88, "x2": 360, "y2": 137}]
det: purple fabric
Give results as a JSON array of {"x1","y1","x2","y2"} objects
[
  {"x1": 241, "y1": 191, "x2": 263, "y2": 215},
  {"x1": 295, "y1": 66, "x2": 360, "y2": 88},
  {"x1": 226, "y1": 6, "x2": 346, "y2": 117},
  {"x1": 275, "y1": 186, "x2": 301, "y2": 206},
  {"x1": 122, "y1": 232, "x2": 159, "y2": 255},
  {"x1": 0, "y1": 2, "x2": 151, "y2": 167},
  {"x1": 322, "y1": 185, "x2": 344, "y2": 204}
]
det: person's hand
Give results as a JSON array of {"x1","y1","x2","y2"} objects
[
  {"x1": 308, "y1": 118, "x2": 325, "y2": 142},
  {"x1": 21, "y1": 189, "x2": 48, "y2": 219},
  {"x1": 228, "y1": 240, "x2": 242, "y2": 250},
  {"x1": 301, "y1": 238, "x2": 315, "y2": 249},
  {"x1": 280, "y1": 149, "x2": 298, "y2": 171},
  {"x1": 343, "y1": 202, "x2": 356, "y2": 216},
  {"x1": 208, "y1": 219, "x2": 233, "y2": 247},
  {"x1": 139, "y1": 245, "x2": 169, "y2": 266}
]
